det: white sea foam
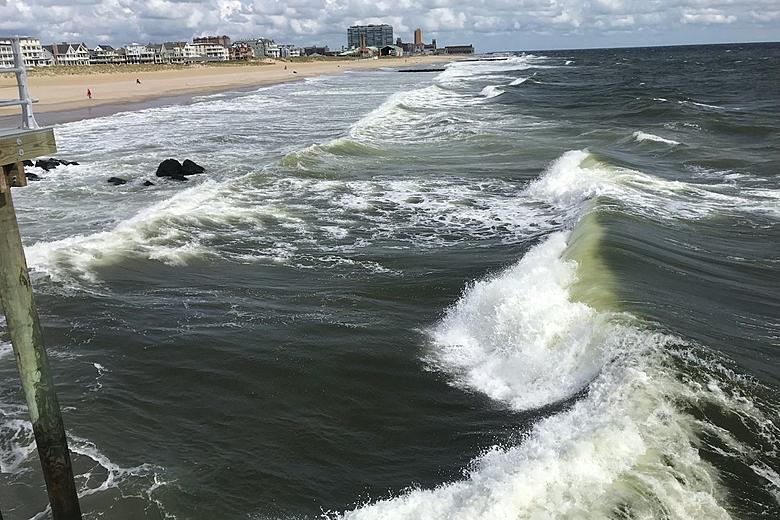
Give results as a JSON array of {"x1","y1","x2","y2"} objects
[
  {"x1": 1, "y1": 400, "x2": 171, "y2": 517},
  {"x1": 435, "y1": 55, "x2": 540, "y2": 87},
  {"x1": 508, "y1": 77, "x2": 529, "y2": 86},
  {"x1": 0, "y1": 406, "x2": 36, "y2": 474},
  {"x1": 336, "y1": 230, "x2": 736, "y2": 519},
  {"x1": 0, "y1": 340, "x2": 12, "y2": 361},
  {"x1": 632, "y1": 130, "x2": 681, "y2": 145},
  {"x1": 679, "y1": 100, "x2": 726, "y2": 110},
  {"x1": 480, "y1": 85, "x2": 504, "y2": 98},
  {"x1": 90, "y1": 362, "x2": 108, "y2": 392},
  {"x1": 24, "y1": 169, "x2": 556, "y2": 285},
  {"x1": 525, "y1": 149, "x2": 762, "y2": 221},
  {"x1": 429, "y1": 233, "x2": 609, "y2": 409}
]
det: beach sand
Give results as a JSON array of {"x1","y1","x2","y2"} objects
[{"x1": 0, "y1": 56, "x2": 452, "y2": 122}]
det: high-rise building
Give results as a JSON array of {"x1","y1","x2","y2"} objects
[
  {"x1": 414, "y1": 28, "x2": 423, "y2": 46},
  {"x1": 347, "y1": 24, "x2": 394, "y2": 49}
]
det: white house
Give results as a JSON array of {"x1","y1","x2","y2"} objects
[
  {"x1": 264, "y1": 41, "x2": 280, "y2": 59},
  {"x1": 279, "y1": 44, "x2": 302, "y2": 58},
  {"x1": 43, "y1": 42, "x2": 91, "y2": 66},
  {"x1": 0, "y1": 37, "x2": 51, "y2": 68},
  {"x1": 90, "y1": 44, "x2": 123, "y2": 64},
  {"x1": 124, "y1": 43, "x2": 158, "y2": 64}
]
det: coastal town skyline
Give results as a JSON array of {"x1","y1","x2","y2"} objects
[
  {"x1": 0, "y1": 26, "x2": 473, "y2": 69},
  {"x1": 1, "y1": 1, "x2": 779, "y2": 53}
]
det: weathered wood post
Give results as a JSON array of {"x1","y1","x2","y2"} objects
[
  {"x1": 0, "y1": 165, "x2": 82, "y2": 518},
  {"x1": 0, "y1": 36, "x2": 82, "y2": 519}
]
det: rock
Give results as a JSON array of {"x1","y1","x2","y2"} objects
[
  {"x1": 107, "y1": 177, "x2": 128, "y2": 185},
  {"x1": 32, "y1": 158, "x2": 79, "y2": 170},
  {"x1": 35, "y1": 158, "x2": 59, "y2": 171},
  {"x1": 168, "y1": 174, "x2": 189, "y2": 181},
  {"x1": 156, "y1": 158, "x2": 183, "y2": 177},
  {"x1": 23, "y1": 160, "x2": 34, "y2": 167},
  {"x1": 25, "y1": 172, "x2": 41, "y2": 181},
  {"x1": 143, "y1": 180, "x2": 155, "y2": 186},
  {"x1": 181, "y1": 159, "x2": 205, "y2": 175}
]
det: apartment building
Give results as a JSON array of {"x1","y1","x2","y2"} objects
[
  {"x1": 347, "y1": 24, "x2": 393, "y2": 49},
  {"x1": 186, "y1": 42, "x2": 229, "y2": 61},
  {"x1": 0, "y1": 37, "x2": 50, "y2": 68}
]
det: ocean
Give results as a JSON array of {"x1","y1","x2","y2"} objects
[{"x1": 1, "y1": 43, "x2": 778, "y2": 519}]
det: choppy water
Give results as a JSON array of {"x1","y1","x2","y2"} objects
[{"x1": 1, "y1": 43, "x2": 779, "y2": 519}]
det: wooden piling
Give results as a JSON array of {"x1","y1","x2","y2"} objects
[{"x1": 0, "y1": 163, "x2": 82, "y2": 519}]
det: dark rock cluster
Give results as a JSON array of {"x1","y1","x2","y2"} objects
[
  {"x1": 22, "y1": 158, "x2": 206, "y2": 187},
  {"x1": 155, "y1": 159, "x2": 206, "y2": 181}
]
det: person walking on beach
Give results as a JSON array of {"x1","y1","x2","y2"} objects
[
  {"x1": 136, "y1": 78, "x2": 141, "y2": 84},
  {"x1": 87, "y1": 88, "x2": 92, "y2": 99}
]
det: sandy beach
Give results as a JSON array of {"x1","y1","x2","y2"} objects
[{"x1": 0, "y1": 56, "x2": 452, "y2": 121}]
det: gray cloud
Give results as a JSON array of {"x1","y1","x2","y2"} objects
[{"x1": 1, "y1": 0, "x2": 778, "y2": 50}]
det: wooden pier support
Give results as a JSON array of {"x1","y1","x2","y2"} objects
[{"x1": 0, "y1": 163, "x2": 82, "y2": 518}]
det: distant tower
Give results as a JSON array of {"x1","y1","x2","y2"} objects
[
  {"x1": 359, "y1": 33, "x2": 366, "y2": 49},
  {"x1": 414, "y1": 28, "x2": 423, "y2": 45}
]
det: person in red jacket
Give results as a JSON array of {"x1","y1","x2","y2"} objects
[{"x1": 87, "y1": 88, "x2": 92, "y2": 99}]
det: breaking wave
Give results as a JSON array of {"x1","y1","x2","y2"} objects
[{"x1": 334, "y1": 148, "x2": 779, "y2": 520}]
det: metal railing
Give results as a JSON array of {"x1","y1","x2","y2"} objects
[{"x1": 0, "y1": 37, "x2": 39, "y2": 129}]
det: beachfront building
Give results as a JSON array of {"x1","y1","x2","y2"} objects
[
  {"x1": 358, "y1": 46, "x2": 379, "y2": 58},
  {"x1": 347, "y1": 24, "x2": 393, "y2": 49},
  {"x1": 150, "y1": 42, "x2": 188, "y2": 64},
  {"x1": 279, "y1": 44, "x2": 302, "y2": 58},
  {"x1": 124, "y1": 43, "x2": 158, "y2": 64},
  {"x1": 232, "y1": 38, "x2": 276, "y2": 59},
  {"x1": 264, "y1": 41, "x2": 280, "y2": 59},
  {"x1": 40, "y1": 47, "x2": 55, "y2": 66},
  {"x1": 229, "y1": 42, "x2": 253, "y2": 60},
  {"x1": 183, "y1": 42, "x2": 229, "y2": 62},
  {"x1": 193, "y1": 42, "x2": 229, "y2": 61},
  {"x1": 0, "y1": 37, "x2": 43, "y2": 68},
  {"x1": 444, "y1": 44, "x2": 475, "y2": 55},
  {"x1": 303, "y1": 45, "x2": 330, "y2": 56},
  {"x1": 43, "y1": 42, "x2": 91, "y2": 66},
  {"x1": 90, "y1": 45, "x2": 123, "y2": 64},
  {"x1": 380, "y1": 45, "x2": 403, "y2": 57},
  {"x1": 193, "y1": 35, "x2": 231, "y2": 48},
  {"x1": 0, "y1": 37, "x2": 50, "y2": 68}
]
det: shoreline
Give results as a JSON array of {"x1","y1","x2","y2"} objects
[{"x1": 0, "y1": 56, "x2": 455, "y2": 126}]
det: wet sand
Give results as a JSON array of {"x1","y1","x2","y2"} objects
[{"x1": 0, "y1": 56, "x2": 453, "y2": 125}]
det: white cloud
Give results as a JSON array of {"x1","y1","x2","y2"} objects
[{"x1": 681, "y1": 8, "x2": 737, "y2": 24}]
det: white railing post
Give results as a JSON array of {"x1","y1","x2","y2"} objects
[{"x1": 11, "y1": 37, "x2": 39, "y2": 129}]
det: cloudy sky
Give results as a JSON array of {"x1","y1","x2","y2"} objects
[{"x1": 1, "y1": 0, "x2": 778, "y2": 51}]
